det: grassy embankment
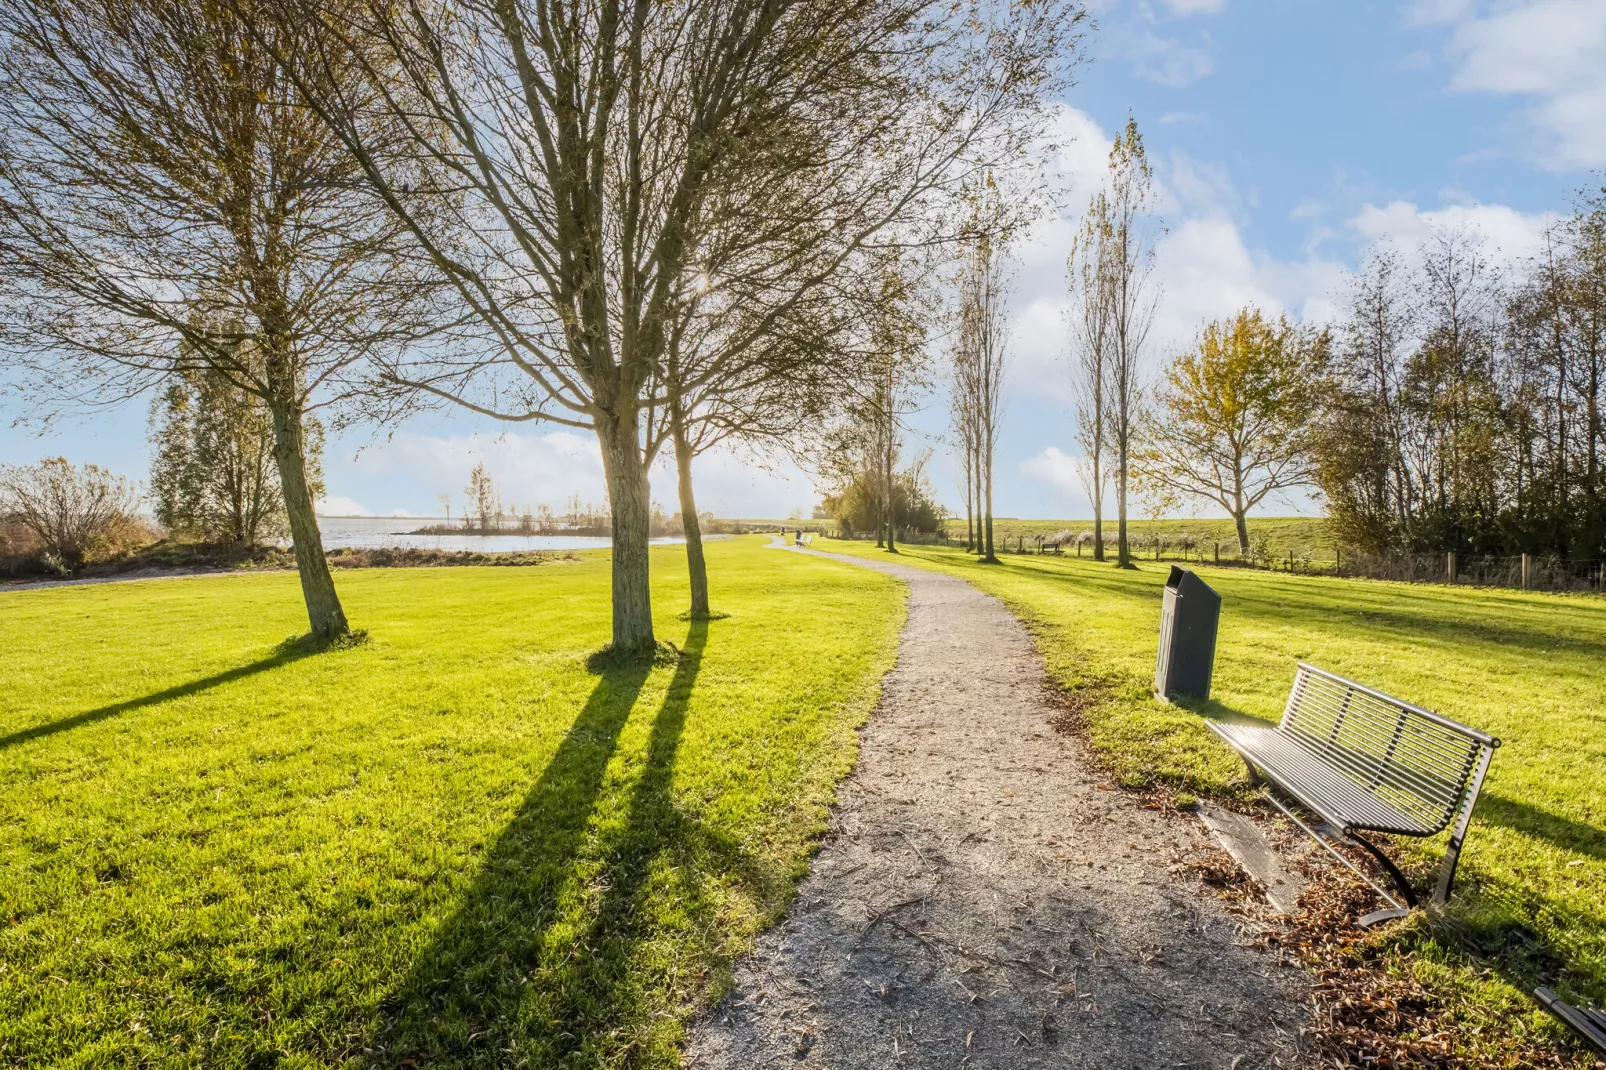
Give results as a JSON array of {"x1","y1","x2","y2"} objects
[
  {"x1": 819, "y1": 536, "x2": 1606, "y2": 1063},
  {"x1": 965, "y1": 515, "x2": 1336, "y2": 562},
  {"x1": 748, "y1": 516, "x2": 1336, "y2": 562},
  {"x1": 0, "y1": 537, "x2": 903, "y2": 1067}
]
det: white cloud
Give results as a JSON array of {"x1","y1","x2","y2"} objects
[
  {"x1": 1166, "y1": 151, "x2": 1238, "y2": 215},
  {"x1": 1147, "y1": 217, "x2": 1346, "y2": 346},
  {"x1": 317, "y1": 495, "x2": 373, "y2": 517},
  {"x1": 1041, "y1": 102, "x2": 1117, "y2": 200},
  {"x1": 1000, "y1": 120, "x2": 1348, "y2": 402},
  {"x1": 1346, "y1": 199, "x2": 1560, "y2": 261},
  {"x1": 1129, "y1": 32, "x2": 1215, "y2": 87},
  {"x1": 1159, "y1": 0, "x2": 1224, "y2": 14},
  {"x1": 1435, "y1": 0, "x2": 1606, "y2": 168},
  {"x1": 1019, "y1": 447, "x2": 1091, "y2": 514},
  {"x1": 348, "y1": 430, "x2": 605, "y2": 509}
]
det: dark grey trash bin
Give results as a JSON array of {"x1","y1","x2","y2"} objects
[{"x1": 1155, "y1": 566, "x2": 1221, "y2": 701}]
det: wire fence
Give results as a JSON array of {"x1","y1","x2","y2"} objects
[{"x1": 1338, "y1": 551, "x2": 1606, "y2": 594}]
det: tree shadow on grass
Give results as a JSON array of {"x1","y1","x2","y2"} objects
[
  {"x1": 1478, "y1": 793, "x2": 1606, "y2": 863},
  {"x1": 377, "y1": 619, "x2": 780, "y2": 1067},
  {"x1": 0, "y1": 641, "x2": 321, "y2": 751},
  {"x1": 1022, "y1": 560, "x2": 1606, "y2": 661}
]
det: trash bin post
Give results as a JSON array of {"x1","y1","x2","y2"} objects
[{"x1": 1155, "y1": 566, "x2": 1222, "y2": 702}]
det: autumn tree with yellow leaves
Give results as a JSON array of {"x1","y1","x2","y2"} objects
[{"x1": 1135, "y1": 309, "x2": 1328, "y2": 555}]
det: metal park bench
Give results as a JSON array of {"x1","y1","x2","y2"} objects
[{"x1": 1206, "y1": 663, "x2": 1499, "y2": 926}]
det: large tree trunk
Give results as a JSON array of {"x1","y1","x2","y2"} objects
[
  {"x1": 670, "y1": 409, "x2": 710, "y2": 620},
  {"x1": 1234, "y1": 510, "x2": 1250, "y2": 556},
  {"x1": 268, "y1": 401, "x2": 349, "y2": 640},
  {"x1": 598, "y1": 412, "x2": 656, "y2": 652}
]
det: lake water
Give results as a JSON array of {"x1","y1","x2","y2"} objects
[{"x1": 315, "y1": 516, "x2": 681, "y2": 553}]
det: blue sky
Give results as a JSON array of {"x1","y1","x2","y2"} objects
[{"x1": 4, "y1": 0, "x2": 1603, "y2": 520}]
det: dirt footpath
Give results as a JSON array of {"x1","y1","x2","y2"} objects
[{"x1": 685, "y1": 545, "x2": 1308, "y2": 1070}]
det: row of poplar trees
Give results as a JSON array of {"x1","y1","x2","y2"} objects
[{"x1": 0, "y1": 0, "x2": 1085, "y2": 647}]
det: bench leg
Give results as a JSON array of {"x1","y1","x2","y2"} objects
[
  {"x1": 1239, "y1": 755, "x2": 1262, "y2": 787},
  {"x1": 1347, "y1": 830, "x2": 1418, "y2": 909},
  {"x1": 1432, "y1": 832, "x2": 1467, "y2": 908},
  {"x1": 1432, "y1": 743, "x2": 1495, "y2": 907}
]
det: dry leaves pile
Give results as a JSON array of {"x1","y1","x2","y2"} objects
[{"x1": 1260, "y1": 863, "x2": 1602, "y2": 1069}]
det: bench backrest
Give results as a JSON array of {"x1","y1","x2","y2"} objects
[{"x1": 1279, "y1": 663, "x2": 1497, "y2": 835}]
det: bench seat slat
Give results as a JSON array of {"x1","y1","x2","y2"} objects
[{"x1": 1210, "y1": 723, "x2": 1443, "y2": 835}]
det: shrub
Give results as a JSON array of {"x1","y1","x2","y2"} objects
[
  {"x1": 0, "y1": 458, "x2": 144, "y2": 571},
  {"x1": 1249, "y1": 531, "x2": 1274, "y2": 569}
]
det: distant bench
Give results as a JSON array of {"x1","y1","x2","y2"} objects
[{"x1": 1207, "y1": 662, "x2": 1499, "y2": 925}]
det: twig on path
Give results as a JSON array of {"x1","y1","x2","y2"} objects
[
  {"x1": 885, "y1": 918, "x2": 1058, "y2": 979},
  {"x1": 853, "y1": 896, "x2": 924, "y2": 947},
  {"x1": 899, "y1": 829, "x2": 937, "y2": 872}
]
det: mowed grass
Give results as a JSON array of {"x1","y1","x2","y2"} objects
[
  {"x1": 819, "y1": 537, "x2": 1606, "y2": 1057},
  {"x1": 0, "y1": 537, "x2": 903, "y2": 1068}
]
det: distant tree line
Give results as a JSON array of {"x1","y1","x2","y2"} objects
[
  {"x1": 151, "y1": 365, "x2": 321, "y2": 547},
  {"x1": 820, "y1": 454, "x2": 944, "y2": 540}
]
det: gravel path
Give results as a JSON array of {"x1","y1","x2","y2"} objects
[{"x1": 685, "y1": 544, "x2": 1309, "y2": 1070}]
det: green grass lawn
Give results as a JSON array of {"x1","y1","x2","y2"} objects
[
  {"x1": 818, "y1": 537, "x2": 1606, "y2": 1060},
  {"x1": 0, "y1": 536, "x2": 903, "y2": 1068}
]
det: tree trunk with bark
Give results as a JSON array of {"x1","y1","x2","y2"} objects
[
  {"x1": 982, "y1": 425, "x2": 998, "y2": 562},
  {"x1": 1116, "y1": 437, "x2": 1132, "y2": 567},
  {"x1": 670, "y1": 406, "x2": 710, "y2": 620},
  {"x1": 1092, "y1": 450, "x2": 1105, "y2": 562},
  {"x1": 268, "y1": 401, "x2": 348, "y2": 640},
  {"x1": 598, "y1": 412, "x2": 656, "y2": 652}
]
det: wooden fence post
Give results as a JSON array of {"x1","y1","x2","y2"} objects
[
  {"x1": 1447, "y1": 551, "x2": 1457, "y2": 585},
  {"x1": 1214, "y1": 541, "x2": 1220, "y2": 565},
  {"x1": 1521, "y1": 553, "x2": 1531, "y2": 590}
]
